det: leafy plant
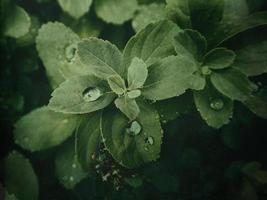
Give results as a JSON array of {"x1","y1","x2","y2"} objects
[{"x1": 2, "y1": 0, "x2": 267, "y2": 200}]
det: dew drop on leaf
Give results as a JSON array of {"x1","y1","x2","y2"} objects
[
  {"x1": 146, "y1": 136, "x2": 154, "y2": 145},
  {"x1": 126, "y1": 121, "x2": 142, "y2": 136},
  {"x1": 82, "y1": 87, "x2": 102, "y2": 102},
  {"x1": 72, "y1": 163, "x2": 77, "y2": 169},
  {"x1": 210, "y1": 99, "x2": 224, "y2": 110},
  {"x1": 65, "y1": 43, "x2": 77, "y2": 62},
  {"x1": 69, "y1": 176, "x2": 74, "y2": 182},
  {"x1": 144, "y1": 146, "x2": 149, "y2": 151},
  {"x1": 201, "y1": 66, "x2": 212, "y2": 75}
]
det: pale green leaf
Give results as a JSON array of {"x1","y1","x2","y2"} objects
[
  {"x1": 36, "y1": 22, "x2": 81, "y2": 88},
  {"x1": 127, "y1": 89, "x2": 141, "y2": 99},
  {"x1": 210, "y1": 68, "x2": 257, "y2": 102},
  {"x1": 127, "y1": 57, "x2": 148, "y2": 90},
  {"x1": 107, "y1": 75, "x2": 126, "y2": 95},
  {"x1": 57, "y1": 0, "x2": 92, "y2": 19},
  {"x1": 193, "y1": 83, "x2": 233, "y2": 129},
  {"x1": 77, "y1": 38, "x2": 123, "y2": 79},
  {"x1": 94, "y1": 0, "x2": 138, "y2": 24},
  {"x1": 101, "y1": 101, "x2": 162, "y2": 168},
  {"x1": 142, "y1": 55, "x2": 204, "y2": 100},
  {"x1": 123, "y1": 20, "x2": 181, "y2": 68},
  {"x1": 132, "y1": 3, "x2": 167, "y2": 32},
  {"x1": 49, "y1": 75, "x2": 115, "y2": 114},
  {"x1": 5, "y1": 151, "x2": 38, "y2": 200},
  {"x1": 173, "y1": 29, "x2": 207, "y2": 61},
  {"x1": 14, "y1": 107, "x2": 78, "y2": 151},
  {"x1": 243, "y1": 87, "x2": 267, "y2": 119},
  {"x1": 55, "y1": 140, "x2": 88, "y2": 189},
  {"x1": 4, "y1": 5, "x2": 31, "y2": 38},
  {"x1": 203, "y1": 48, "x2": 236, "y2": 69},
  {"x1": 115, "y1": 96, "x2": 140, "y2": 120},
  {"x1": 77, "y1": 112, "x2": 101, "y2": 170}
]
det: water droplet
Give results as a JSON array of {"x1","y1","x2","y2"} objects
[
  {"x1": 24, "y1": 137, "x2": 29, "y2": 143},
  {"x1": 146, "y1": 136, "x2": 154, "y2": 145},
  {"x1": 65, "y1": 43, "x2": 77, "y2": 62},
  {"x1": 82, "y1": 87, "x2": 102, "y2": 102},
  {"x1": 162, "y1": 120, "x2": 167, "y2": 124},
  {"x1": 126, "y1": 121, "x2": 142, "y2": 136},
  {"x1": 201, "y1": 66, "x2": 212, "y2": 75},
  {"x1": 72, "y1": 163, "x2": 77, "y2": 169},
  {"x1": 69, "y1": 176, "x2": 74, "y2": 182},
  {"x1": 144, "y1": 146, "x2": 149, "y2": 151},
  {"x1": 210, "y1": 99, "x2": 224, "y2": 110}
]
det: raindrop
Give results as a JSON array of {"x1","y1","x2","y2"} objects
[
  {"x1": 126, "y1": 121, "x2": 142, "y2": 136},
  {"x1": 82, "y1": 87, "x2": 102, "y2": 102},
  {"x1": 72, "y1": 163, "x2": 77, "y2": 169},
  {"x1": 146, "y1": 136, "x2": 154, "y2": 145},
  {"x1": 69, "y1": 176, "x2": 74, "y2": 182},
  {"x1": 144, "y1": 146, "x2": 149, "y2": 151},
  {"x1": 210, "y1": 99, "x2": 224, "y2": 111},
  {"x1": 65, "y1": 43, "x2": 77, "y2": 62}
]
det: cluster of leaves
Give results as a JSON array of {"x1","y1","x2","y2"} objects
[{"x1": 1, "y1": 0, "x2": 267, "y2": 200}]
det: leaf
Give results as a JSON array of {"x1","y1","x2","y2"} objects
[
  {"x1": 233, "y1": 32, "x2": 267, "y2": 76},
  {"x1": 36, "y1": 22, "x2": 81, "y2": 88},
  {"x1": 127, "y1": 57, "x2": 148, "y2": 90},
  {"x1": 101, "y1": 101, "x2": 162, "y2": 168},
  {"x1": 55, "y1": 140, "x2": 88, "y2": 189},
  {"x1": 107, "y1": 75, "x2": 126, "y2": 95},
  {"x1": 223, "y1": 0, "x2": 249, "y2": 21},
  {"x1": 4, "y1": 151, "x2": 38, "y2": 200},
  {"x1": 243, "y1": 87, "x2": 267, "y2": 119},
  {"x1": 114, "y1": 97, "x2": 140, "y2": 120},
  {"x1": 4, "y1": 5, "x2": 31, "y2": 38},
  {"x1": 127, "y1": 89, "x2": 141, "y2": 99},
  {"x1": 94, "y1": 0, "x2": 138, "y2": 25},
  {"x1": 193, "y1": 83, "x2": 233, "y2": 129},
  {"x1": 142, "y1": 55, "x2": 204, "y2": 100},
  {"x1": 165, "y1": 0, "x2": 191, "y2": 28},
  {"x1": 14, "y1": 107, "x2": 78, "y2": 151},
  {"x1": 203, "y1": 48, "x2": 236, "y2": 69},
  {"x1": 57, "y1": 0, "x2": 92, "y2": 19},
  {"x1": 77, "y1": 38, "x2": 123, "y2": 79},
  {"x1": 132, "y1": 3, "x2": 167, "y2": 32},
  {"x1": 77, "y1": 112, "x2": 101, "y2": 170},
  {"x1": 123, "y1": 20, "x2": 181, "y2": 68},
  {"x1": 188, "y1": 0, "x2": 224, "y2": 35},
  {"x1": 210, "y1": 68, "x2": 257, "y2": 102},
  {"x1": 49, "y1": 75, "x2": 115, "y2": 114},
  {"x1": 173, "y1": 29, "x2": 207, "y2": 61},
  {"x1": 209, "y1": 11, "x2": 267, "y2": 47}
]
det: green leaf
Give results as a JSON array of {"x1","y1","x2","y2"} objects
[
  {"x1": 127, "y1": 57, "x2": 148, "y2": 90},
  {"x1": 132, "y1": 3, "x2": 167, "y2": 32},
  {"x1": 193, "y1": 83, "x2": 233, "y2": 129},
  {"x1": 5, "y1": 151, "x2": 38, "y2": 200},
  {"x1": 55, "y1": 140, "x2": 88, "y2": 189},
  {"x1": 94, "y1": 0, "x2": 138, "y2": 25},
  {"x1": 166, "y1": 0, "x2": 191, "y2": 28},
  {"x1": 49, "y1": 75, "x2": 115, "y2": 114},
  {"x1": 107, "y1": 75, "x2": 126, "y2": 95},
  {"x1": 101, "y1": 101, "x2": 162, "y2": 168},
  {"x1": 123, "y1": 20, "x2": 181, "y2": 68},
  {"x1": 77, "y1": 38, "x2": 123, "y2": 79},
  {"x1": 142, "y1": 55, "x2": 204, "y2": 100},
  {"x1": 243, "y1": 87, "x2": 267, "y2": 119},
  {"x1": 203, "y1": 48, "x2": 236, "y2": 69},
  {"x1": 127, "y1": 90, "x2": 141, "y2": 99},
  {"x1": 188, "y1": 0, "x2": 224, "y2": 35},
  {"x1": 5, "y1": 191, "x2": 18, "y2": 200},
  {"x1": 115, "y1": 96, "x2": 140, "y2": 120},
  {"x1": 223, "y1": 0, "x2": 249, "y2": 21},
  {"x1": 210, "y1": 11, "x2": 267, "y2": 47},
  {"x1": 124, "y1": 176, "x2": 143, "y2": 188},
  {"x1": 4, "y1": 5, "x2": 31, "y2": 38},
  {"x1": 210, "y1": 68, "x2": 257, "y2": 102},
  {"x1": 36, "y1": 22, "x2": 81, "y2": 88},
  {"x1": 57, "y1": 0, "x2": 92, "y2": 19},
  {"x1": 233, "y1": 35, "x2": 267, "y2": 76},
  {"x1": 77, "y1": 112, "x2": 101, "y2": 170},
  {"x1": 173, "y1": 29, "x2": 207, "y2": 61},
  {"x1": 14, "y1": 107, "x2": 78, "y2": 151}
]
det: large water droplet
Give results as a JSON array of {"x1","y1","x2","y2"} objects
[
  {"x1": 82, "y1": 87, "x2": 102, "y2": 102},
  {"x1": 126, "y1": 121, "x2": 142, "y2": 136},
  {"x1": 210, "y1": 99, "x2": 224, "y2": 110},
  {"x1": 146, "y1": 136, "x2": 154, "y2": 145},
  {"x1": 65, "y1": 43, "x2": 77, "y2": 62},
  {"x1": 72, "y1": 163, "x2": 77, "y2": 169},
  {"x1": 69, "y1": 176, "x2": 74, "y2": 182}
]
